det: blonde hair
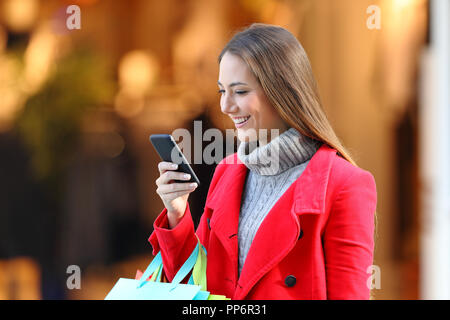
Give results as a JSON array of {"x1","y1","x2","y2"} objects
[
  {"x1": 218, "y1": 23, "x2": 357, "y2": 166},
  {"x1": 219, "y1": 23, "x2": 378, "y2": 299}
]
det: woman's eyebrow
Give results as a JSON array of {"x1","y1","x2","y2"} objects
[{"x1": 217, "y1": 81, "x2": 248, "y2": 87}]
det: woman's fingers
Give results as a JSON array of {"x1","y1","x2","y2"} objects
[
  {"x1": 154, "y1": 162, "x2": 197, "y2": 220},
  {"x1": 156, "y1": 169, "x2": 191, "y2": 186},
  {"x1": 162, "y1": 190, "x2": 194, "y2": 201},
  {"x1": 157, "y1": 182, "x2": 198, "y2": 196},
  {"x1": 157, "y1": 161, "x2": 178, "y2": 174}
]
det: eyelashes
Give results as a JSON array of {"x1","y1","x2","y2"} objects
[{"x1": 217, "y1": 90, "x2": 248, "y2": 95}]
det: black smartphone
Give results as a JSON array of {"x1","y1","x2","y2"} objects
[{"x1": 150, "y1": 134, "x2": 200, "y2": 186}]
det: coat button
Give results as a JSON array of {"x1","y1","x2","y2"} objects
[
  {"x1": 285, "y1": 275, "x2": 296, "y2": 287},
  {"x1": 298, "y1": 229, "x2": 303, "y2": 240}
]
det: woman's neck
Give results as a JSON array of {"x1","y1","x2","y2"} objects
[
  {"x1": 237, "y1": 127, "x2": 321, "y2": 175},
  {"x1": 246, "y1": 126, "x2": 290, "y2": 147}
]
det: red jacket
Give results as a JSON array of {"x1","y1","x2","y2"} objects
[{"x1": 148, "y1": 143, "x2": 377, "y2": 299}]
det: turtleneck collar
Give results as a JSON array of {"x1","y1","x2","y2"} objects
[{"x1": 237, "y1": 127, "x2": 322, "y2": 176}]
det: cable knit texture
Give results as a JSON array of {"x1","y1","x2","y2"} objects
[{"x1": 237, "y1": 127, "x2": 321, "y2": 276}]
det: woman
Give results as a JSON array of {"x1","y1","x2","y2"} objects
[{"x1": 150, "y1": 23, "x2": 377, "y2": 300}]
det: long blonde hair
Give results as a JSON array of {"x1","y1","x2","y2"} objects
[{"x1": 218, "y1": 23, "x2": 357, "y2": 167}]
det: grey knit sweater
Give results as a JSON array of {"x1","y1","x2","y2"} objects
[{"x1": 236, "y1": 128, "x2": 321, "y2": 276}]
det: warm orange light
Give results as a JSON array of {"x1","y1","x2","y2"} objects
[
  {"x1": 0, "y1": 26, "x2": 6, "y2": 53},
  {"x1": 23, "y1": 25, "x2": 59, "y2": 93},
  {"x1": 1, "y1": 0, "x2": 39, "y2": 33},
  {"x1": 114, "y1": 91, "x2": 145, "y2": 118},
  {"x1": 61, "y1": 0, "x2": 100, "y2": 6},
  {"x1": 392, "y1": 0, "x2": 417, "y2": 12},
  {"x1": 118, "y1": 50, "x2": 159, "y2": 97},
  {"x1": 0, "y1": 55, "x2": 24, "y2": 132}
]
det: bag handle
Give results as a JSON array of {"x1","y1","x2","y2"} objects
[
  {"x1": 139, "y1": 237, "x2": 229, "y2": 299},
  {"x1": 188, "y1": 240, "x2": 207, "y2": 291},
  {"x1": 168, "y1": 242, "x2": 200, "y2": 290},
  {"x1": 137, "y1": 251, "x2": 162, "y2": 288},
  {"x1": 148, "y1": 238, "x2": 207, "y2": 289},
  {"x1": 137, "y1": 239, "x2": 201, "y2": 289},
  {"x1": 149, "y1": 262, "x2": 163, "y2": 282}
]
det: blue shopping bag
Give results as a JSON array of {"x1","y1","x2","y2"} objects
[{"x1": 105, "y1": 237, "x2": 229, "y2": 300}]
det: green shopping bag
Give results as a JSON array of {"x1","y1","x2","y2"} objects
[{"x1": 104, "y1": 237, "x2": 230, "y2": 300}]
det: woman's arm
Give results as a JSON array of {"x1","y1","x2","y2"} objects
[
  {"x1": 323, "y1": 168, "x2": 377, "y2": 299},
  {"x1": 147, "y1": 158, "x2": 228, "y2": 282}
]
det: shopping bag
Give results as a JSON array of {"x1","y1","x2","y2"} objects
[{"x1": 104, "y1": 237, "x2": 230, "y2": 300}]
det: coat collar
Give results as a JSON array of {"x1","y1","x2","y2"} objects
[{"x1": 205, "y1": 143, "x2": 337, "y2": 299}]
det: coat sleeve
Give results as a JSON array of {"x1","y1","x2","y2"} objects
[
  {"x1": 147, "y1": 204, "x2": 209, "y2": 282},
  {"x1": 147, "y1": 160, "x2": 227, "y2": 282},
  {"x1": 323, "y1": 168, "x2": 377, "y2": 300}
]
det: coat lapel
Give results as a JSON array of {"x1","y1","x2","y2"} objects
[
  {"x1": 205, "y1": 143, "x2": 337, "y2": 300},
  {"x1": 204, "y1": 154, "x2": 248, "y2": 289}
]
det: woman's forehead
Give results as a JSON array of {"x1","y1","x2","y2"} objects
[{"x1": 218, "y1": 52, "x2": 256, "y2": 86}]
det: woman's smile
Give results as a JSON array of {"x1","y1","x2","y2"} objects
[{"x1": 232, "y1": 115, "x2": 251, "y2": 128}]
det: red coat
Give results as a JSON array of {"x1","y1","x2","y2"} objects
[{"x1": 148, "y1": 143, "x2": 377, "y2": 299}]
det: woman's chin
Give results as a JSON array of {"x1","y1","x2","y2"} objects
[
  {"x1": 237, "y1": 127, "x2": 259, "y2": 142},
  {"x1": 237, "y1": 135, "x2": 258, "y2": 144}
]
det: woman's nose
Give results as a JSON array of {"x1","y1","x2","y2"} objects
[{"x1": 220, "y1": 93, "x2": 238, "y2": 114}]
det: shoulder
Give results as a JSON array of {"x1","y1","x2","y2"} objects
[
  {"x1": 326, "y1": 153, "x2": 377, "y2": 212},
  {"x1": 308, "y1": 143, "x2": 377, "y2": 193},
  {"x1": 330, "y1": 154, "x2": 376, "y2": 192}
]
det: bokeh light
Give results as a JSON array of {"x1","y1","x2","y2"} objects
[{"x1": 1, "y1": 0, "x2": 39, "y2": 33}]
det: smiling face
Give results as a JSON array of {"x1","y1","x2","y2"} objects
[{"x1": 218, "y1": 51, "x2": 289, "y2": 145}]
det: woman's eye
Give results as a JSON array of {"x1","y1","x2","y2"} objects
[{"x1": 217, "y1": 89, "x2": 247, "y2": 95}]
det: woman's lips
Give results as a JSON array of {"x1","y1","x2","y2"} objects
[{"x1": 234, "y1": 116, "x2": 251, "y2": 128}]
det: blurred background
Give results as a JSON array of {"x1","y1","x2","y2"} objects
[{"x1": 0, "y1": 0, "x2": 449, "y2": 300}]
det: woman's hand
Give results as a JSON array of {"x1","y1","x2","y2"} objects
[{"x1": 155, "y1": 162, "x2": 198, "y2": 229}]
